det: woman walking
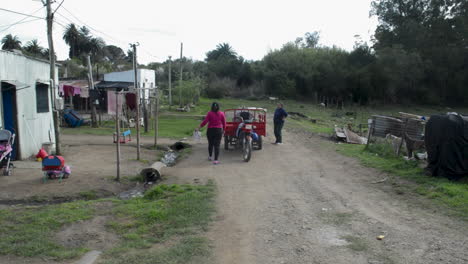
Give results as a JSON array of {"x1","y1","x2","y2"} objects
[{"x1": 198, "y1": 102, "x2": 226, "y2": 165}]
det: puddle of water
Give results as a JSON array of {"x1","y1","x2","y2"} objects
[
  {"x1": 161, "y1": 151, "x2": 179, "y2": 167},
  {"x1": 117, "y1": 185, "x2": 145, "y2": 200}
]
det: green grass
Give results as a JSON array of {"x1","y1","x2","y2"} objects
[
  {"x1": 101, "y1": 236, "x2": 211, "y2": 264},
  {"x1": 101, "y1": 182, "x2": 216, "y2": 263},
  {"x1": 337, "y1": 143, "x2": 468, "y2": 218},
  {"x1": 63, "y1": 116, "x2": 203, "y2": 139},
  {"x1": 0, "y1": 201, "x2": 93, "y2": 259},
  {"x1": 78, "y1": 190, "x2": 98, "y2": 200},
  {"x1": 0, "y1": 182, "x2": 216, "y2": 263}
]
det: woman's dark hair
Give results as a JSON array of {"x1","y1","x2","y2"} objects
[{"x1": 211, "y1": 102, "x2": 220, "y2": 112}]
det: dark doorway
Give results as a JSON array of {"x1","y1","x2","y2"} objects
[{"x1": 1, "y1": 82, "x2": 19, "y2": 160}]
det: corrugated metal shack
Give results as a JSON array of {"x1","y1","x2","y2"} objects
[{"x1": 0, "y1": 50, "x2": 58, "y2": 160}]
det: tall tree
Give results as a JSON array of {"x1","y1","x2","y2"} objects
[
  {"x1": 62, "y1": 23, "x2": 80, "y2": 58},
  {"x1": 23, "y1": 39, "x2": 45, "y2": 58},
  {"x1": 1, "y1": 34, "x2": 22, "y2": 51}
]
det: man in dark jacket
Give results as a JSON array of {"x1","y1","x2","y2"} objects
[{"x1": 273, "y1": 103, "x2": 288, "y2": 144}]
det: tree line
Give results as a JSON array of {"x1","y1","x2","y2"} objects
[
  {"x1": 2, "y1": 0, "x2": 466, "y2": 106},
  {"x1": 151, "y1": 0, "x2": 467, "y2": 106}
]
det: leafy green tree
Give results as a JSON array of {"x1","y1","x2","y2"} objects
[
  {"x1": 62, "y1": 23, "x2": 81, "y2": 58},
  {"x1": 1, "y1": 34, "x2": 22, "y2": 51},
  {"x1": 23, "y1": 39, "x2": 46, "y2": 59}
]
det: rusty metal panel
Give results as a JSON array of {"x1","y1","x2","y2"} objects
[{"x1": 372, "y1": 115, "x2": 424, "y2": 139}]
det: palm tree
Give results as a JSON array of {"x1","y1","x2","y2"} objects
[
  {"x1": 206, "y1": 43, "x2": 237, "y2": 61},
  {"x1": 1, "y1": 34, "x2": 22, "y2": 51},
  {"x1": 24, "y1": 39, "x2": 44, "y2": 57},
  {"x1": 62, "y1": 23, "x2": 80, "y2": 58}
]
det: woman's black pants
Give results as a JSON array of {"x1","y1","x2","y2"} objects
[{"x1": 207, "y1": 128, "x2": 223, "y2": 160}]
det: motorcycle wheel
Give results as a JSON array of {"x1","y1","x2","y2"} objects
[
  {"x1": 224, "y1": 136, "x2": 229, "y2": 150},
  {"x1": 242, "y1": 136, "x2": 252, "y2": 162}
]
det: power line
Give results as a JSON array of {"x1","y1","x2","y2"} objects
[
  {"x1": 0, "y1": 18, "x2": 43, "y2": 30},
  {"x1": 59, "y1": 6, "x2": 126, "y2": 45},
  {"x1": 58, "y1": 4, "x2": 163, "y2": 61},
  {"x1": 52, "y1": 0, "x2": 65, "y2": 14},
  {"x1": 0, "y1": 7, "x2": 44, "y2": 19},
  {"x1": 0, "y1": 6, "x2": 45, "y2": 33}
]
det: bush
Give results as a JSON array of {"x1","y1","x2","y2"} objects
[{"x1": 204, "y1": 77, "x2": 234, "y2": 99}]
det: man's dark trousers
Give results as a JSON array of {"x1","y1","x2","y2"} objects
[{"x1": 274, "y1": 121, "x2": 284, "y2": 143}]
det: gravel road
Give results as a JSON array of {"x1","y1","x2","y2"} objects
[{"x1": 166, "y1": 125, "x2": 468, "y2": 264}]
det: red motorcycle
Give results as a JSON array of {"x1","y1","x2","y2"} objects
[{"x1": 224, "y1": 108, "x2": 267, "y2": 162}]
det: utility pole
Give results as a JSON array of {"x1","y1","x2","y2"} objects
[
  {"x1": 87, "y1": 55, "x2": 98, "y2": 127},
  {"x1": 131, "y1": 43, "x2": 141, "y2": 160},
  {"x1": 45, "y1": 0, "x2": 61, "y2": 155},
  {"x1": 153, "y1": 88, "x2": 159, "y2": 147},
  {"x1": 115, "y1": 91, "x2": 121, "y2": 181},
  {"x1": 179, "y1": 42, "x2": 183, "y2": 106},
  {"x1": 168, "y1": 56, "x2": 172, "y2": 106}
]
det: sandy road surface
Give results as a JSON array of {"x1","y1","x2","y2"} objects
[{"x1": 166, "y1": 125, "x2": 467, "y2": 264}]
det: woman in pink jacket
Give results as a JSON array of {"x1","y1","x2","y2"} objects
[{"x1": 198, "y1": 102, "x2": 226, "y2": 165}]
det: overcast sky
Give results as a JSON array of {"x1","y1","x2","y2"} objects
[{"x1": 1, "y1": 0, "x2": 378, "y2": 64}]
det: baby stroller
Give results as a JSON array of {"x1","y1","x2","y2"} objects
[{"x1": 0, "y1": 130, "x2": 15, "y2": 176}]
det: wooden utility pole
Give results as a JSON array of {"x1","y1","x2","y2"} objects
[
  {"x1": 179, "y1": 42, "x2": 183, "y2": 106},
  {"x1": 45, "y1": 0, "x2": 61, "y2": 155},
  {"x1": 115, "y1": 91, "x2": 121, "y2": 181},
  {"x1": 168, "y1": 56, "x2": 172, "y2": 106},
  {"x1": 153, "y1": 88, "x2": 159, "y2": 147},
  {"x1": 87, "y1": 55, "x2": 98, "y2": 127},
  {"x1": 131, "y1": 43, "x2": 141, "y2": 160}
]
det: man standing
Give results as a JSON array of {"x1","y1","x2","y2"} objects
[{"x1": 273, "y1": 103, "x2": 288, "y2": 144}]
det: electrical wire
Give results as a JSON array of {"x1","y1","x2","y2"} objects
[
  {"x1": 0, "y1": 7, "x2": 44, "y2": 19},
  {"x1": 0, "y1": 6, "x2": 45, "y2": 33},
  {"x1": 0, "y1": 18, "x2": 43, "y2": 30},
  {"x1": 52, "y1": 0, "x2": 65, "y2": 15},
  {"x1": 59, "y1": 6, "x2": 126, "y2": 45},
  {"x1": 58, "y1": 4, "x2": 167, "y2": 61}
]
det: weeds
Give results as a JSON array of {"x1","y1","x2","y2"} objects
[
  {"x1": 337, "y1": 143, "x2": 468, "y2": 218},
  {"x1": 0, "y1": 201, "x2": 93, "y2": 259}
]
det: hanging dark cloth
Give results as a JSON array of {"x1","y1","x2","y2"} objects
[{"x1": 125, "y1": 93, "x2": 137, "y2": 110}]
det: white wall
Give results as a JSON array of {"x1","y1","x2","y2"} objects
[
  {"x1": 104, "y1": 69, "x2": 156, "y2": 99},
  {"x1": 0, "y1": 50, "x2": 57, "y2": 159}
]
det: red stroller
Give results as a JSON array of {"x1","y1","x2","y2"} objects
[{"x1": 0, "y1": 130, "x2": 15, "y2": 176}]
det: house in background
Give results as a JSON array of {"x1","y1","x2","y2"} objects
[
  {"x1": 96, "y1": 69, "x2": 155, "y2": 114},
  {"x1": 0, "y1": 50, "x2": 57, "y2": 160}
]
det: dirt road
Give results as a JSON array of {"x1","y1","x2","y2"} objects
[{"x1": 167, "y1": 126, "x2": 468, "y2": 264}]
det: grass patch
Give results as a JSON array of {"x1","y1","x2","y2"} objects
[
  {"x1": 101, "y1": 181, "x2": 216, "y2": 262},
  {"x1": 101, "y1": 236, "x2": 211, "y2": 264},
  {"x1": 63, "y1": 116, "x2": 202, "y2": 139},
  {"x1": 122, "y1": 174, "x2": 145, "y2": 183},
  {"x1": 0, "y1": 182, "x2": 216, "y2": 263},
  {"x1": 78, "y1": 190, "x2": 98, "y2": 200},
  {"x1": 337, "y1": 143, "x2": 468, "y2": 218},
  {"x1": 342, "y1": 235, "x2": 368, "y2": 252},
  {"x1": 0, "y1": 201, "x2": 93, "y2": 260}
]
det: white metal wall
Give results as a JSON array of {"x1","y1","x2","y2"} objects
[
  {"x1": 104, "y1": 69, "x2": 156, "y2": 99},
  {"x1": 0, "y1": 50, "x2": 57, "y2": 159}
]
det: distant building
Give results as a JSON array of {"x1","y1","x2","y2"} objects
[
  {"x1": 103, "y1": 69, "x2": 155, "y2": 100},
  {"x1": 0, "y1": 50, "x2": 58, "y2": 160},
  {"x1": 96, "y1": 69, "x2": 156, "y2": 114}
]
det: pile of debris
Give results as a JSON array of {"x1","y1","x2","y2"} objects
[{"x1": 334, "y1": 125, "x2": 368, "y2": 145}]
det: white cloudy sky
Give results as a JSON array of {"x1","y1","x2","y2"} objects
[{"x1": 1, "y1": 0, "x2": 378, "y2": 64}]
